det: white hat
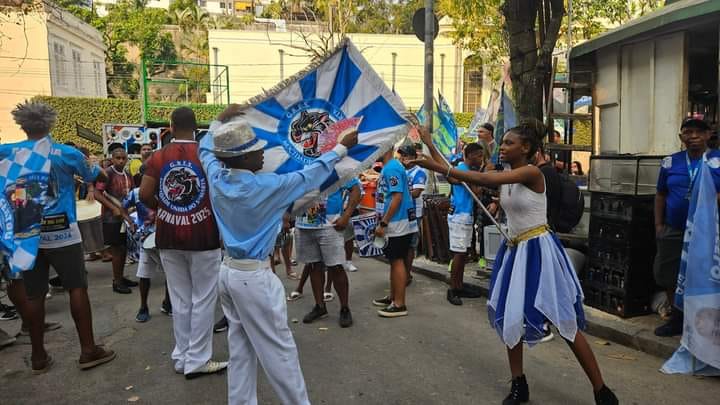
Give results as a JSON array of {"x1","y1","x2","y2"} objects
[{"x1": 210, "y1": 119, "x2": 267, "y2": 157}]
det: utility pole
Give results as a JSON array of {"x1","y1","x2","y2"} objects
[{"x1": 424, "y1": 0, "x2": 434, "y2": 131}]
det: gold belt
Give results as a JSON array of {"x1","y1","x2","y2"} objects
[{"x1": 508, "y1": 225, "x2": 550, "y2": 247}]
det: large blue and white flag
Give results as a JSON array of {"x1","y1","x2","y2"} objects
[
  {"x1": 223, "y1": 38, "x2": 409, "y2": 213},
  {"x1": 0, "y1": 137, "x2": 52, "y2": 273},
  {"x1": 662, "y1": 154, "x2": 720, "y2": 373}
]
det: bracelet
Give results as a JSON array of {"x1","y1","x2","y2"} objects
[{"x1": 446, "y1": 165, "x2": 452, "y2": 178}]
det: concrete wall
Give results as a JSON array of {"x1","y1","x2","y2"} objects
[
  {"x1": 208, "y1": 30, "x2": 492, "y2": 114},
  {"x1": 0, "y1": 3, "x2": 106, "y2": 143},
  {"x1": 0, "y1": 10, "x2": 51, "y2": 143}
]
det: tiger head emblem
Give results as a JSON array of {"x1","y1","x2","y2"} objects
[{"x1": 290, "y1": 111, "x2": 333, "y2": 158}]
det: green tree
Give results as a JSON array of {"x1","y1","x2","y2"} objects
[{"x1": 443, "y1": 0, "x2": 666, "y2": 121}]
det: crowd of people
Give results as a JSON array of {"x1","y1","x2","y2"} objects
[{"x1": 0, "y1": 99, "x2": 641, "y2": 405}]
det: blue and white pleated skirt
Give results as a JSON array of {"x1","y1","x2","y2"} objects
[{"x1": 488, "y1": 231, "x2": 586, "y2": 348}]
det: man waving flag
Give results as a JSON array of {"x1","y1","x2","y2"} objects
[{"x1": 218, "y1": 38, "x2": 409, "y2": 213}]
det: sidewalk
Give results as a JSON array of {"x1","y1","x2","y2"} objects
[{"x1": 395, "y1": 256, "x2": 681, "y2": 360}]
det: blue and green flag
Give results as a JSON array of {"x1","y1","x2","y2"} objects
[{"x1": 416, "y1": 93, "x2": 458, "y2": 160}]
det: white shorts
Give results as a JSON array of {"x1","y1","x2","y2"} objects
[
  {"x1": 136, "y1": 248, "x2": 163, "y2": 279},
  {"x1": 295, "y1": 227, "x2": 346, "y2": 267},
  {"x1": 449, "y1": 222, "x2": 473, "y2": 254}
]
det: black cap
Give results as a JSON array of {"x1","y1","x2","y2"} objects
[
  {"x1": 397, "y1": 145, "x2": 417, "y2": 157},
  {"x1": 681, "y1": 117, "x2": 710, "y2": 131}
]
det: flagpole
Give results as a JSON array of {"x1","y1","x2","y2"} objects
[{"x1": 424, "y1": 1, "x2": 434, "y2": 132}]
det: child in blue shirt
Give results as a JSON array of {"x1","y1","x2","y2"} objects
[
  {"x1": 372, "y1": 148, "x2": 418, "y2": 318},
  {"x1": 447, "y1": 143, "x2": 485, "y2": 306}
]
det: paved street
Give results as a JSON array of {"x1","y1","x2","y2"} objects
[{"x1": 1, "y1": 257, "x2": 718, "y2": 405}]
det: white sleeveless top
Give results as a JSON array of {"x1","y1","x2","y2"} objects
[{"x1": 499, "y1": 177, "x2": 548, "y2": 237}]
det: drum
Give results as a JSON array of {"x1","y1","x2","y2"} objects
[
  {"x1": 350, "y1": 213, "x2": 384, "y2": 257},
  {"x1": 358, "y1": 180, "x2": 377, "y2": 212},
  {"x1": 76, "y1": 200, "x2": 104, "y2": 253}
]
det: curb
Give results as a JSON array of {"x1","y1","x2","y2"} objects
[{"x1": 376, "y1": 257, "x2": 680, "y2": 359}]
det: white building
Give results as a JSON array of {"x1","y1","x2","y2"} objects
[
  {"x1": 0, "y1": 1, "x2": 107, "y2": 142},
  {"x1": 94, "y1": 0, "x2": 172, "y2": 16}
]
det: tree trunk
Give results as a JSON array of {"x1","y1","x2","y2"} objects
[{"x1": 502, "y1": 0, "x2": 565, "y2": 123}]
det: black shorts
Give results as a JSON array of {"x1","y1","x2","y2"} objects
[
  {"x1": 384, "y1": 233, "x2": 413, "y2": 261},
  {"x1": 23, "y1": 243, "x2": 88, "y2": 299},
  {"x1": 103, "y1": 222, "x2": 126, "y2": 246}
]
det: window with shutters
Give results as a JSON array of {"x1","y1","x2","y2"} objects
[
  {"x1": 53, "y1": 42, "x2": 67, "y2": 88},
  {"x1": 72, "y1": 49, "x2": 83, "y2": 91}
]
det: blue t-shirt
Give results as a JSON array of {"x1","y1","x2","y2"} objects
[
  {"x1": 296, "y1": 179, "x2": 360, "y2": 229},
  {"x1": 376, "y1": 159, "x2": 418, "y2": 237},
  {"x1": 657, "y1": 150, "x2": 720, "y2": 230},
  {"x1": 406, "y1": 165, "x2": 427, "y2": 218},
  {"x1": 448, "y1": 162, "x2": 474, "y2": 225},
  {"x1": 0, "y1": 137, "x2": 100, "y2": 248}
]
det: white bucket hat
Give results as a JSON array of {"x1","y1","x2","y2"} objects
[{"x1": 210, "y1": 119, "x2": 267, "y2": 157}]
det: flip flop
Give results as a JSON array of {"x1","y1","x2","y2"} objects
[
  {"x1": 287, "y1": 292, "x2": 303, "y2": 301},
  {"x1": 323, "y1": 292, "x2": 334, "y2": 302},
  {"x1": 32, "y1": 355, "x2": 54, "y2": 375},
  {"x1": 286, "y1": 272, "x2": 300, "y2": 280}
]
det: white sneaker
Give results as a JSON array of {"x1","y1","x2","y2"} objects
[
  {"x1": 345, "y1": 261, "x2": 358, "y2": 272},
  {"x1": 185, "y1": 360, "x2": 228, "y2": 380}
]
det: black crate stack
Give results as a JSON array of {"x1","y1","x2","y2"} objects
[{"x1": 583, "y1": 193, "x2": 657, "y2": 317}]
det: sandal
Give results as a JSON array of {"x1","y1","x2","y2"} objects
[
  {"x1": 286, "y1": 271, "x2": 300, "y2": 280},
  {"x1": 32, "y1": 355, "x2": 54, "y2": 375},
  {"x1": 323, "y1": 292, "x2": 334, "y2": 302},
  {"x1": 78, "y1": 346, "x2": 116, "y2": 370},
  {"x1": 287, "y1": 291, "x2": 303, "y2": 301}
]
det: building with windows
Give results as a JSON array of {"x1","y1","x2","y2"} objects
[
  {"x1": 208, "y1": 19, "x2": 492, "y2": 115},
  {"x1": 0, "y1": 1, "x2": 107, "y2": 142}
]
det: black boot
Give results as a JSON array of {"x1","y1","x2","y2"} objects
[
  {"x1": 447, "y1": 289, "x2": 463, "y2": 306},
  {"x1": 502, "y1": 374, "x2": 529, "y2": 405},
  {"x1": 594, "y1": 385, "x2": 618, "y2": 405}
]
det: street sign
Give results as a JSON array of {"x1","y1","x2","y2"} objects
[{"x1": 412, "y1": 8, "x2": 438, "y2": 43}]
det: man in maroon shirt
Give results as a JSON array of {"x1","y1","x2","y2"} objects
[
  {"x1": 140, "y1": 107, "x2": 226, "y2": 379},
  {"x1": 94, "y1": 146, "x2": 137, "y2": 294}
]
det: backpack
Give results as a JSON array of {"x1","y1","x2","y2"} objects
[{"x1": 553, "y1": 174, "x2": 584, "y2": 233}]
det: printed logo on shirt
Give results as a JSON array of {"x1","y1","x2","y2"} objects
[
  {"x1": 158, "y1": 160, "x2": 207, "y2": 214},
  {"x1": 5, "y1": 173, "x2": 49, "y2": 238},
  {"x1": 389, "y1": 176, "x2": 399, "y2": 187}
]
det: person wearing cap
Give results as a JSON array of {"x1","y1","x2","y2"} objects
[
  {"x1": 198, "y1": 104, "x2": 358, "y2": 405},
  {"x1": 140, "y1": 107, "x2": 227, "y2": 378},
  {"x1": 397, "y1": 144, "x2": 427, "y2": 285},
  {"x1": 371, "y1": 146, "x2": 419, "y2": 317},
  {"x1": 654, "y1": 117, "x2": 720, "y2": 336}
]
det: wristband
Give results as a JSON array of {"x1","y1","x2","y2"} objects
[
  {"x1": 446, "y1": 166, "x2": 452, "y2": 178},
  {"x1": 380, "y1": 221, "x2": 388, "y2": 228}
]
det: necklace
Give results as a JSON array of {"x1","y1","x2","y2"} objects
[{"x1": 111, "y1": 166, "x2": 130, "y2": 195}]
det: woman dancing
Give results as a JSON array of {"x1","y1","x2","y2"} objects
[{"x1": 413, "y1": 122, "x2": 618, "y2": 405}]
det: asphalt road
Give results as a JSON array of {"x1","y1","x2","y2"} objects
[{"x1": 0, "y1": 256, "x2": 718, "y2": 405}]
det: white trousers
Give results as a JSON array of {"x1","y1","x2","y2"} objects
[
  {"x1": 219, "y1": 263, "x2": 310, "y2": 405},
  {"x1": 159, "y1": 248, "x2": 221, "y2": 374}
]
